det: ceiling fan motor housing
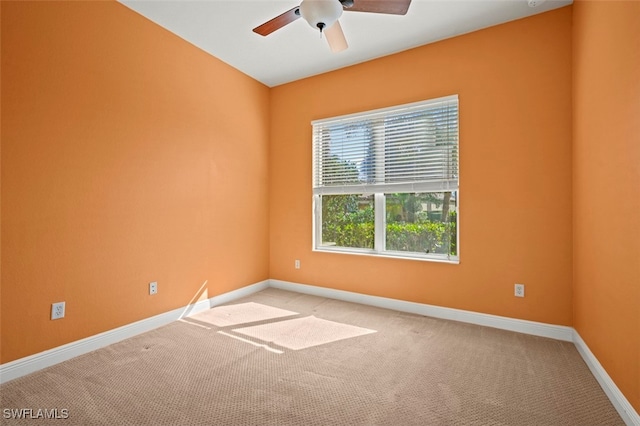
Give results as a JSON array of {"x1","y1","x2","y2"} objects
[{"x1": 299, "y1": 0, "x2": 344, "y2": 32}]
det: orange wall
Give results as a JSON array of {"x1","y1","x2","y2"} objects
[
  {"x1": 269, "y1": 8, "x2": 573, "y2": 326},
  {"x1": 572, "y1": 0, "x2": 640, "y2": 413},
  {"x1": 0, "y1": 1, "x2": 270, "y2": 363},
  {"x1": 1, "y1": 1, "x2": 637, "y2": 413}
]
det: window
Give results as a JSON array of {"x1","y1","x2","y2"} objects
[{"x1": 312, "y1": 95, "x2": 459, "y2": 262}]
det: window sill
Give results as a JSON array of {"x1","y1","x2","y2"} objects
[{"x1": 313, "y1": 247, "x2": 460, "y2": 264}]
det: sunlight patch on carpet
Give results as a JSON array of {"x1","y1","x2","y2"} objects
[
  {"x1": 191, "y1": 302, "x2": 298, "y2": 327},
  {"x1": 232, "y1": 316, "x2": 377, "y2": 350},
  {"x1": 217, "y1": 331, "x2": 284, "y2": 354},
  {"x1": 178, "y1": 318, "x2": 211, "y2": 330}
]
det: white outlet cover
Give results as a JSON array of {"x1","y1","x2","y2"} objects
[
  {"x1": 51, "y1": 302, "x2": 65, "y2": 320},
  {"x1": 149, "y1": 282, "x2": 158, "y2": 295},
  {"x1": 515, "y1": 284, "x2": 525, "y2": 297}
]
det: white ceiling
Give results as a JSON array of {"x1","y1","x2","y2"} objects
[{"x1": 118, "y1": 0, "x2": 572, "y2": 87}]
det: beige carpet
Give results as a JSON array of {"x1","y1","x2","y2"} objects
[
  {"x1": 232, "y1": 315, "x2": 376, "y2": 350},
  {"x1": 0, "y1": 288, "x2": 624, "y2": 425},
  {"x1": 190, "y1": 301, "x2": 299, "y2": 327}
]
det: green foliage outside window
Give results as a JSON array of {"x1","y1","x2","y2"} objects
[
  {"x1": 321, "y1": 193, "x2": 457, "y2": 256},
  {"x1": 322, "y1": 195, "x2": 374, "y2": 249},
  {"x1": 386, "y1": 212, "x2": 457, "y2": 255}
]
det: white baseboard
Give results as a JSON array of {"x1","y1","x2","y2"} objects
[
  {"x1": 573, "y1": 331, "x2": 640, "y2": 426},
  {"x1": 270, "y1": 279, "x2": 638, "y2": 424},
  {"x1": 2, "y1": 278, "x2": 637, "y2": 426},
  {"x1": 0, "y1": 280, "x2": 269, "y2": 385},
  {"x1": 269, "y1": 279, "x2": 574, "y2": 341}
]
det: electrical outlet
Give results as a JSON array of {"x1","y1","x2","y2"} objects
[
  {"x1": 294, "y1": 259, "x2": 300, "y2": 269},
  {"x1": 515, "y1": 283, "x2": 525, "y2": 298},
  {"x1": 51, "y1": 302, "x2": 65, "y2": 320},
  {"x1": 149, "y1": 281, "x2": 158, "y2": 295}
]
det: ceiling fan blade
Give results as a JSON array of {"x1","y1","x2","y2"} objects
[
  {"x1": 345, "y1": 0, "x2": 412, "y2": 15},
  {"x1": 253, "y1": 6, "x2": 301, "y2": 36},
  {"x1": 325, "y1": 20, "x2": 348, "y2": 53}
]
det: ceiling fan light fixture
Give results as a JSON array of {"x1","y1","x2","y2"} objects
[{"x1": 299, "y1": 0, "x2": 343, "y2": 32}]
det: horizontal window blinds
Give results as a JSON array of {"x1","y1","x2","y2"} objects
[{"x1": 312, "y1": 95, "x2": 458, "y2": 195}]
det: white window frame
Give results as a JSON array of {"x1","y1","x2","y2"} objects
[{"x1": 311, "y1": 95, "x2": 460, "y2": 263}]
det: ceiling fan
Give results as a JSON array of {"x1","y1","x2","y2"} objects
[{"x1": 253, "y1": 0, "x2": 412, "y2": 53}]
